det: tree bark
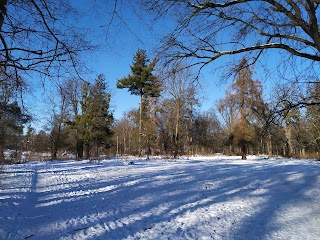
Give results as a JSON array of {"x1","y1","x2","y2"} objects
[
  {"x1": 241, "y1": 144, "x2": 247, "y2": 160},
  {"x1": 0, "y1": 148, "x2": 5, "y2": 162},
  {"x1": 267, "y1": 133, "x2": 273, "y2": 157},
  {"x1": 116, "y1": 135, "x2": 119, "y2": 156},
  {"x1": 51, "y1": 143, "x2": 58, "y2": 160},
  {"x1": 174, "y1": 106, "x2": 180, "y2": 158},
  {"x1": 95, "y1": 143, "x2": 99, "y2": 157},
  {"x1": 76, "y1": 139, "x2": 83, "y2": 159},
  {"x1": 139, "y1": 94, "x2": 143, "y2": 157},
  {"x1": 123, "y1": 137, "x2": 126, "y2": 155},
  {"x1": 285, "y1": 124, "x2": 293, "y2": 157},
  {"x1": 85, "y1": 143, "x2": 91, "y2": 159}
]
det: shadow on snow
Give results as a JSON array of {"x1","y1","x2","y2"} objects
[{"x1": 0, "y1": 158, "x2": 319, "y2": 239}]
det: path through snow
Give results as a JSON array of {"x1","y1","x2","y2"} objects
[{"x1": 0, "y1": 156, "x2": 320, "y2": 239}]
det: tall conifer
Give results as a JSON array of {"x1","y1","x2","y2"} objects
[
  {"x1": 117, "y1": 49, "x2": 160, "y2": 156},
  {"x1": 75, "y1": 74, "x2": 113, "y2": 158}
]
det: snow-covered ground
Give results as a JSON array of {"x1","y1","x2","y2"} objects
[{"x1": 0, "y1": 156, "x2": 320, "y2": 240}]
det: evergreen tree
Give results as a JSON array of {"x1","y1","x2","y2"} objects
[
  {"x1": 0, "y1": 71, "x2": 29, "y2": 162},
  {"x1": 89, "y1": 74, "x2": 114, "y2": 154},
  {"x1": 76, "y1": 74, "x2": 113, "y2": 159},
  {"x1": 117, "y1": 49, "x2": 160, "y2": 156},
  {"x1": 0, "y1": 102, "x2": 30, "y2": 161}
]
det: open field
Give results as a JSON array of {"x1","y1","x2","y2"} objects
[{"x1": 0, "y1": 156, "x2": 320, "y2": 239}]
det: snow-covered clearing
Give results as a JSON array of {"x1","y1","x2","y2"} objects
[{"x1": 0, "y1": 156, "x2": 320, "y2": 240}]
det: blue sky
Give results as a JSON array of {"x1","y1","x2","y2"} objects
[
  {"x1": 81, "y1": 1, "x2": 230, "y2": 120},
  {"x1": 27, "y1": 0, "x2": 285, "y2": 130},
  {"x1": 27, "y1": 0, "x2": 228, "y2": 128}
]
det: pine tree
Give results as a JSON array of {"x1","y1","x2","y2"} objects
[
  {"x1": 75, "y1": 74, "x2": 113, "y2": 159},
  {"x1": 0, "y1": 102, "x2": 30, "y2": 162},
  {"x1": 0, "y1": 72, "x2": 29, "y2": 162},
  {"x1": 117, "y1": 49, "x2": 160, "y2": 156},
  {"x1": 90, "y1": 74, "x2": 114, "y2": 155}
]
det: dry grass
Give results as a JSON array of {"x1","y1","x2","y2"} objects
[{"x1": 293, "y1": 152, "x2": 320, "y2": 160}]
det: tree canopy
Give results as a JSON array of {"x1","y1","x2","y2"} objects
[
  {"x1": 218, "y1": 60, "x2": 264, "y2": 159},
  {"x1": 143, "y1": 0, "x2": 320, "y2": 73},
  {"x1": 117, "y1": 49, "x2": 160, "y2": 98}
]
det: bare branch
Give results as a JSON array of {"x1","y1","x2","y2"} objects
[
  {"x1": 0, "y1": 1, "x2": 93, "y2": 80},
  {"x1": 145, "y1": 0, "x2": 320, "y2": 74}
]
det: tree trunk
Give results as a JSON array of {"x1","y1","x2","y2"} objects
[
  {"x1": 0, "y1": 148, "x2": 5, "y2": 162},
  {"x1": 51, "y1": 144, "x2": 58, "y2": 160},
  {"x1": 139, "y1": 94, "x2": 143, "y2": 157},
  {"x1": 51, "y1": 130, "x2": 61, "y2": 160},
  {"x1": 116, "y1": 135, "x2": 119, "y2": 156},
  {"x1": 76, "y1": 140, "x2": 83, "y2": 159},
  {"x1": 123, "y1": 137, "x2": 126, "y2": 155},
  {"x1": 301, "y1": 147, "x2": 305, "y2": 157},
  {"x1": 95, "y1": 144, "x2": 99, "y2": 157},
  {"x1": 241, "y1": 144, "x2": 247, "y2": 160},
  {"x1": 267, "y1": 133, "x2": 273, "y2": 157},
  {"x1": 128, "y1": 134, "x2": 131, "y2": 155},
  {"x1": 174, "y1": 107, "x2": 180, "y2": 158},
  {"x1": 85, "y1": 143, "x2": 91, "y2": 159},
  {"x1": 146, "y1": 138, "x2": 151, "y2": 160},
  {"x1": 285, "y1": 124, "x2": 293, "y2": 157},
  {"x1": 240, "y1": 86, "x2": 247, "y2": 160}
]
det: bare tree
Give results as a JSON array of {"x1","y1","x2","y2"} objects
[
  {"x1": 48, "y1": 88, "x2": 68, "y2": 160},
  {"x1": 0, "y1": 1, "x2": 96, "y2": 80},
  {"x1": 218, "y1": 60, "x2": 264, "y2": 159},
  {"x1": 144, "y1": 0, "x2": 320, "y2": 74},
  {"x1": 272, "y1": 82, "x2": 304, "y2": 156},
  {"x1": 162, "y1": 63, "x2": 198, "y2": 157}
]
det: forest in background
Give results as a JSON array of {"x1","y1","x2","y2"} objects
[
  {"x1": 3, "y1": 52, "x2": 320, "y2": 161},
  {"x1": 1, "y1": 1, "x2": 320, "y2": 162}
]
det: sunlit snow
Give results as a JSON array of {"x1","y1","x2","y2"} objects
[{"x1": 0, "y1": 156, "x2": 319, "y2": 239}]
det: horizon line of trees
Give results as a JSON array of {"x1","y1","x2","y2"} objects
[
  {"x1": 1, "y1": 50, "x2": 320, "y2": 162},
  {"x1": 112, "y1": 57, "x2": 320, "y2": 160}
]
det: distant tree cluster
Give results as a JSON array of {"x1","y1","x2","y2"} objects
[
  {"x1": 2, "y1": 49, "x2": 320, "y2": 161},
  {"x1": 112, "y1": 55, "x2": 320, "y2": 159},
  {"x1": 17, "y1": 74, "x2": 114, "y2": 161}
]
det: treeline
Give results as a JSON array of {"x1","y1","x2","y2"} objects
[
  {"x1": 112, "y1": 57, "x2": 320, "y2": 159},
  {"x1": 0, "y1": 73, "x2": 113, "y2": 162},
  {"x1": 35, "y1": 74, "x2": 113, "y2": 160},
  {"x1": 1, "y1": 51, "x2": 320, "y2": 161}
]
